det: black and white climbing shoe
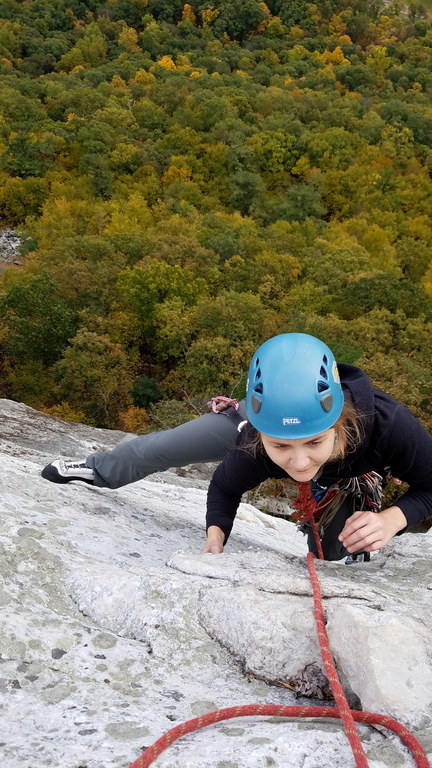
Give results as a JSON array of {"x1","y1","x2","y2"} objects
[{"x1": 41, "y1": 459, "x2": 95, "y2": 484}]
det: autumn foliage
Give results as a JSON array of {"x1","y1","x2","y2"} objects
[{"x1": 0, "y1": 1, "x2": 431, "y2": 431}]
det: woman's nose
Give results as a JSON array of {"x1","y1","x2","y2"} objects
[{"x1": 289, "y1": 451, "x2": 310, "y2": 470}]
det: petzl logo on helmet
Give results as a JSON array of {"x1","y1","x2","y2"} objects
[{"x1": 282, "y1": 417, "x2": 301, "y2": 425}]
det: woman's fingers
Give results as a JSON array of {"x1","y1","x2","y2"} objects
[{"x1": 339, "y1": 510, "x2": 390, "y2": 552}]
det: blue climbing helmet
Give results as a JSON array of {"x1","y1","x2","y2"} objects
[{"x1": 245, "y1": 333, "x2": 344, "y2": 439}]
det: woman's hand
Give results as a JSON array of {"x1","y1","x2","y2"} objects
[
  {"x1": 338, "y1": 506, "x2": 407, "y2": 553},
  {"x1": 201, "y1": 525, "x2": 225, "y2": 554}
]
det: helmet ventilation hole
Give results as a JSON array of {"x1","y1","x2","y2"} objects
[
  {"x1": 317, "y1": 380, "x2": 329, "y2": 392},
  {"x1": 254, "y1": 382, "x2": 263, "y2": 394},
  {"x1": 322, "y1": 355, "x2": 328, "y2": 365},
  {"x1": 320, "y1": 365, "x2": 328, "y2": 379}
]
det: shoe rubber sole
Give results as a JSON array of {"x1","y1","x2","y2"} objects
[{"x1": 41, "y1": 464, "x2": 94, "y2": 484}]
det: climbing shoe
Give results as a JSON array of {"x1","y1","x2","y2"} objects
[
  {"x1": 41, "y1": 459, "x2": 95, "y2": 485},
  {"x1": 345, "y1": 552, "x2": 371, "y2": 565}
]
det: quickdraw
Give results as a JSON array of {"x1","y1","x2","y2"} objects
[
  {"x1": 208, "y1": 396, "x2": 247, "y2": 432},
  {"x1": 208, "y1": 396, "x2": 240, "y2": 413}
]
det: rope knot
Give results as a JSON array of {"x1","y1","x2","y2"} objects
[
  {"x1": 292, "y1": 482, "x2": 318, "y2": 524},
  {"x1": 292, "y1": 482, "x2": 324, "y2": 561}
]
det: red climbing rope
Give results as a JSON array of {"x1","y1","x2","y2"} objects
[
  {"x1": 128, "y1": 706, "x2": 431, "y2": 768},
  {"x1": 127, "y1": 484, "x2": 431, "y2": 768},
  {"x1": 294, "y1": 482, "x2": 324, "y2": 559},
  {"x1": 306, "y1": 548, "x2": 368, "y2": 766}
]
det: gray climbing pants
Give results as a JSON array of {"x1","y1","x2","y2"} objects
[{"x1": 86, "y1": 401, "x2": 247, "y2": 489}]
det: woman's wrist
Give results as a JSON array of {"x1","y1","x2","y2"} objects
[
  {"x1": 380, "y1": 505, "x2": 407, "y2": 535},
  {"x1": 206, "y1": 525, "x2": 225, "y2": 545},
  {"x1": 202, "y1": 525, "x2": 225, "y2": 554}
]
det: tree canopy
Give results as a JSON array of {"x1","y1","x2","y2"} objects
[{"x1": 0, "y1": 0, "x2": 432, "y2": 431}]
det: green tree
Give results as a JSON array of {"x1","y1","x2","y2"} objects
[
  {"x1": 146, "y1": 0, "x2": 183, "y2": 24},
  {"x1": 196, "y1": 211, "x2": 261, "y2": 262},
  {"x1": 228, "y1": 170, "x2": 265, "y2": 215},
  {"x1": 57, "y1": 31, "x2": 107, "y2": 71},
  {"x1": 166, "y1": 335, "x2": 252, "y2": 396},
  {"x1": 128, "y1": 216, "x2": 220, "y2": 281},
  {"x1": 54, "y1": 330, "x2": 133, "y2": 427},
  {"x1": 221, "y1": 249, "x2": 301, "y2": 302},
  {"x1": 5, "y1": 133, "x2": 44, "y2": 177},
  {"x1": 192, "y1": 290, "x2": 277, "y2": 345},
  {"x1": 133, "y1": 98, "x2": 169, "y2": 135},
  {"x1": 356, "y1": 349, "x2": 432, "y2": 429},
  {"x1": 110, "y1": 0, "x2": 154, "y2": 26},
  {"x1": 0, "y1": 19, "x2": 24, "y2": 60},
  {"x1": 3, "y1": 359, "x2": 55, "y2": 409},
  {"x1": 334, "y1": 274, "x2": 432, "y2": 320},
  {"x1": 36, "y1": 236, "x2": 129, "y2": 312},
  {"x1": 251, "y1": 184, "x2": 326, "y2": 224},
  {"x1": 132, "y1": 375, "x2": 162, "y2": 408},
  {"x1": 113, "y1": 259, "x2": 208, "y2": 353},
  {"x1": 211, "y1": 0, "x2": 266, "y2": 40},
  {"x1": 268, "y1": 0, "x2": 312, "y2": 28},
  {"x1": 0, "y1": 176, "x2": 48, "y2": 225},
  {"x1": 152, "y1": 296, "x2": 195, "y2": 359},
  {"x1": 0, "y1": 273, "x2": 78, "y2": 366},
  {"x1": 303, "y1": 127, "x2": 364, "y2": 171},
  {"x1": 247, "y1": 129, "x2": 299, "y2": 176}
]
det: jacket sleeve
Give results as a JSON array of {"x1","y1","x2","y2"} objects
[
  {"x1": 206, "y1": 429, "x2": 276, "y2": 543},
  {"x1": 379, "y1": 403, "x2": 432, "y2": 529}
]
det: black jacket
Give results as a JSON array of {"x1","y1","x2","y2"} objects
[{"x1": 206, "y1": 364, "x2": 432, "y2": 542}]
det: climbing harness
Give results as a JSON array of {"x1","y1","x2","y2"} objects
[
  {"x1": 292, "y1": 472, "x2": 384, "y2": 539},
  {"x1": 126, "y1": 484, "x2": 431, "y2": 768}
]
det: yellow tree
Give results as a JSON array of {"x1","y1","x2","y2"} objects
[
  {"x1": 118, "y1": 26, "x2": 140, "y2": 52},
  {"x1": 366, "y1": 46, "x2": 391, "y2": 78},
  {"x1": 182, "y1": 4, "x2": 196, "y2": 24}
]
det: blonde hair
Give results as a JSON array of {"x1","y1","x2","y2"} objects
[{"x1": 331, "y1": 398, "x2": 364, "y2": 458}]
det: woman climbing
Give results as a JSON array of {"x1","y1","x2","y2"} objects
[
  {"x1": 42, "y1": 333, "x2": 432, "y2": 560},
  {"x1": 203, "y1": 333, "x2": 432, "y2": 559}
]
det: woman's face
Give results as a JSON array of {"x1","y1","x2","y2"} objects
[{"x1": 260, "y1": 428, "x2": 337, "y2": 482}]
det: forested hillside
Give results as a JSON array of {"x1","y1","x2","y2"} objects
[{"x1": 0, "y1": 0, "x2": 431, "y2": 431}]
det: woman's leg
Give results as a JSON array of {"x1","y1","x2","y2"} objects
[{"x1": 87, "y1": 402, "x2": 247, "y2": 488}]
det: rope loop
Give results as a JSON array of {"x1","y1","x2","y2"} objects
[{"x1": 127, "y1": 483, "x2": 431, "y2": 768}]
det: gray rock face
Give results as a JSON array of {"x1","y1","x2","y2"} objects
[
  {"x1": 0, "y1": 229, "x2": 22, "y2": 264},
  {"x1": 328, "y1": 604, "x2": 432, "y2": 728},
  {"x1": 0, "y1": 398, "x2": 431, "y2": 768}
]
